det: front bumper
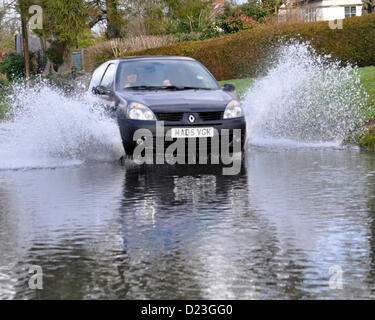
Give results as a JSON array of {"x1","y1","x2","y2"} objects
[{"x1": 118, "y1": 117, "x2": 247, "y2": 153}]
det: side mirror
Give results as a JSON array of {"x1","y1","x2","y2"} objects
[
  {"x1": 93, "y1": 85, "x2": 111, "y2": 95},
  {"x1": 223, "y1": 83, "x2": 236, "y2": 92}
]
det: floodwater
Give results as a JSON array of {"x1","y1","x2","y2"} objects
[
  {"x1": 1, "y1": 147, "x2": 375, "y2": 299},
  {"x1": 1, "y1": 42, "x2": 374, "y2": 299}
]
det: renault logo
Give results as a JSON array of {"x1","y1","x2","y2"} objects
[{"x1": 188, "y1": 115, "x2": 196, "y2": 123}]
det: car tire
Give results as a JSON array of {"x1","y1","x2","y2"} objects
[{"x1": 123, "y1": 142, "x2": 135, "y2": 158}]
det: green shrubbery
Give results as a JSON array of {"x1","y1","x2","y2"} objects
[
  {"x1": 0, "y1": 51, "x2": 44, "y2": 82},
  {"x1": 351, "y1": 129, "x2": 375, "y2": 150},
  {"x1": 125, "y1": 14, "x2": 375, "y2": 81},
  {"x1": 219, "y1": 8, "x2": 270, "y2": 34},
  {"x1": 0, "y1": 52, "x2": 26, "y2": 81}
]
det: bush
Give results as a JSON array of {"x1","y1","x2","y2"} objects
[
  {"x1": 240, "y1": 2, "x2": 270, "y2": 21},
  {"x1": 174, "y1": 32, "x2": 203, "y2": 43},
  {"x1": 0, "y1": 72, "x2": 7, "y2": 86},
  {"x1": 0, "y1": 51, "x2": 43, "y2": 81},
  {"x1": 86, "y1": 35, "x2": 177, "y2": 70},
  {"x1": 219, "y1": 9, "x2": 265, "y2": 34},
  {"x1": 0, "y1": 52, "x2": 26, "y2": 81},
  {"x1": 125, "y1": 13, "x2": 375, "y2": 81}
]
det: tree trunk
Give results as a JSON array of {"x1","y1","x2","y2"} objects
[
  {"x1": 42, "y1": 40, "x2": 56, "y2": 76},
  {"x1": 43, "y1": 58, "x2": 57, "y2": 76},
  {"x1": 21, "y1": 12, "x2": 30, "y2": 85},
  {"x1": 57, "y1": 50, "x2": 73, "y2": 74},
  {"x1": 363, "y1": 0, "x2": 375, "y2": 14}
]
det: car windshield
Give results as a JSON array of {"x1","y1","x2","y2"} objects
[{"x1": 116, "y1": 60, "x2": 220, "y2": 91}]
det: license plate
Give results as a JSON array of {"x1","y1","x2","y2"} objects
[{"x1": 171, "y1": 127, "x2": 215, "y2": 139}]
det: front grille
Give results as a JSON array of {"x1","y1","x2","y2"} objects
[
  {"x1": 198, "y1": 112, "x2": 223, "y2": 121},
  {"x1": 157, "y1": 112, "x2": 184, "y2": 122},
  {"x1": 157, "y1": 112, "x2": 223, "y2": 122}
]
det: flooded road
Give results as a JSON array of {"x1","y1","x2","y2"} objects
[
  {"x1": 0, "y1": 42, "x2": 374, "y2": 299},
  {"x1": 1, "y1": 147, "x2": 375, "y2": 299}
]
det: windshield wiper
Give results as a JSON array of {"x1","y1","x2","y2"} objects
[
  {"x1": 123, "y1": 85, "x2": 180, "y2": 91},
  {"x1": 175, "y1": 86, "x2": 213, "y2": 91},
  {"x1": 123, "y1": 85, "x2": 213, "y2": 91},
  {"x1": 156, "y1": 86, "x2": 213, "y2": 91},
  {"x1": 123, "y1": 86, "x2": 160, "y2": 91}
]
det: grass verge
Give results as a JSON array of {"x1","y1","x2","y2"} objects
[{"x1": 219, "y1": 78, "x2": 255, "y2": 99}]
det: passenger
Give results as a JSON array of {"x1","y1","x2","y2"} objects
[{"x1": 163, "y1": 79, "x2": 172, "y2": 86}]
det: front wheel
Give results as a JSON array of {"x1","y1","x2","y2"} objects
[{"x1": 123, "y1": 141, "x2": 135, "y2": 158}]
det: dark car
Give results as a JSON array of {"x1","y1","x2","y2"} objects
[{"x1": 88, "y1": 56, "x2": 247, "y2": 159}]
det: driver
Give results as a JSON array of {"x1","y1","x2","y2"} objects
[{"x1": 123, "y1": 70, "x2": 141, "y2": 88}]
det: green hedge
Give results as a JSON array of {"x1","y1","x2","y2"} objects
[{"x1": 126, "y1": 14, "x2": 375, "y2": 81}]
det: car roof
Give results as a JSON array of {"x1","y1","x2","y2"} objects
[{"x1": 115, "y1": 56, "x2": 196, "y2": 62}]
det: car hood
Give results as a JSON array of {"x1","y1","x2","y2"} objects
[{"x1": 116, "y1": 89, "x2": 235, "y2": 112}]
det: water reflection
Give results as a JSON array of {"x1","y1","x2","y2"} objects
[
  {"x1": 119, "y1": 164, "x2": 252, "y2": 299},
  {"x1": 246, "y1": 148, "x2": 375, "y2": 299},
  {"x1": 1, "y1": 149, "x2": 375, "y2": 299}
]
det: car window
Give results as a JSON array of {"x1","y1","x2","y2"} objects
[
  {"x1": 117, "y1": 60, "x2": 220, "y2": 90},
  {"x1": 100, "y1": 64, "x2": 117, "y2": 89},
  {"x1": 89, "y1": 63, "x2": 108, "y2": 91}
]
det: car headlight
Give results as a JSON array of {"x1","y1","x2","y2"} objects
[
  {"x1": 223, "y1": 100, "x2": 244, "y2": 119},
  {"x1": 127, "y1": 102, "x2": 156, "y2": 121}
]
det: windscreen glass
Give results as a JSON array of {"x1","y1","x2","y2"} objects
[{"x1": 117, "y1": 60, "x2": 220, "y2": 90}]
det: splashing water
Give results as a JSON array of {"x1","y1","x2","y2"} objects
[
  {"x1": 244, "y1": 42, "x2": 370, "y2": 147},
  {"x1": 0, "y1": 82, "x2": 123, "y2": 170},
  {"x1": 0, "y1": 42, "x2": 370, "y2": 170}
]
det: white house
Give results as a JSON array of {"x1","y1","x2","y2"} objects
[{"x1": 279, "y1": 0, "x2": 363, "y2": 22}]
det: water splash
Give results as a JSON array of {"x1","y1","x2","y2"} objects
[
  {"x1": 0, "y1": 82, "x2": 123, "y2": 170},
  {"x1": 244, "y1": 42, "x2": 370, "y2": 147},
  {"x1": 0, "y1": 42, "x2": 370, "y2": 170}
]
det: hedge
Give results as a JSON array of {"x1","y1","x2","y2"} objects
[{"x1": 125, "y1": 14, "x2": 375, "y2": 81}]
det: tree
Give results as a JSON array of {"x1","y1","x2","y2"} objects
[
  {"x1": 86, "y1": 0, "x2": 106, "y2": 28},
  {"x1": 124, "y1": 0, "x2": 168, "y2": 35},
  {"x1": 43, "y1": 0, "x2": 88, "y2": 46},
  {"x1": 0, "y1": 3, "x2": 6, "y2": 44},
  {"x1": 165, "y1": 0, "x2": 214, "y2": 34},
  {"x1": 0, "y1": 1, "x2": 15, "y2": 49},
  {"x1": 31, "y1": 0, "x2": 88, "y2": 73},
  {"x1": 362, "y1": 0, "x2": 375, "y2": 14},
  {"x1": 106, "y1": 0, "x2": 124, "y2": 38},
  {"x1": 240, "y1": 1, "x2": 270, "y2": 20},
  {"x1": 241, "y1": 0, "x2": 284, "y2": 17},
  {"x1": 85, "y1": 0, "x2": 129, "y2": 38},
  {"x1": 17, "y1": 0, "x2": 32, "y2": 82}
]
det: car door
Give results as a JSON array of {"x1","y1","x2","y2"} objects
[
  {"x1": 96, "y1": 63, "x2": 117, "y2": 109},
  {"x1": 89, "y1": 62, "x2": 108, "y2": 105}
]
